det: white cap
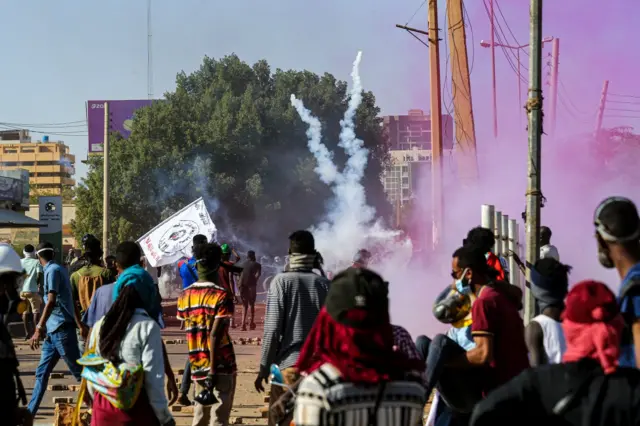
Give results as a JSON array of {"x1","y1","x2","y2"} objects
[{"x1": 0, "y1": 243, "x2": 25, "y2": 274}]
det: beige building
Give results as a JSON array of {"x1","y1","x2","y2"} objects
[
  {"x1": 382, "y1": 110, "x2": 454, "y2": 206},
  {"x1": 0, "y1": 129, "x2": 75, "y2": 196}
]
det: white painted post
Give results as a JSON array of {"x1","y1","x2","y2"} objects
[
  {"x1": 494, "y1": 210, "x2": 503, "y2": 255},
  {"x1": 508, "y1": 219, "x2": 519, "y2": 288},
  {"x1": 481, "y1": 204, "x2": 495, "y2": 231},
  {"x1": 501, "y1": 213, "x2": 509, "y2": 278}
]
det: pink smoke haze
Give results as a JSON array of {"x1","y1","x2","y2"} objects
[{"x1": 389, "y1": 0, "x2": 640, "y2": 338}]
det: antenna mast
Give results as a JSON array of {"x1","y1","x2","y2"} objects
[{"x1": 147, "y1": 0, "x2": 153, "y2": 100}]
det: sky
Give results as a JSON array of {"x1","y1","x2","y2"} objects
[{"x1": 0, "y1": 0, "x2": 638, "y2": 180}]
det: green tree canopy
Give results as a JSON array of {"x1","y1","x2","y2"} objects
[{"x1": 72, "y1": 54, "x2": 390, "y2": 254}]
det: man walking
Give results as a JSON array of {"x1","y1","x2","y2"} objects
[
  {"x1": 28, "y1": 242, "x2": 83, "y2": 416},
  {"x1": 254, "y1": 230, "x2": 330, "y2": 426},
  {"x1": 20, "y1": 244, "x2": 43, "y2": 339},
  {"x1": 177, "y1": 242, "x2": 237, "y2": 426},
  {"x1": 238, "y1": 250, "x2": 261, "y2": 331},
  {"x1": 70, "y1": 237, "x2": 115, "y2": 352}
]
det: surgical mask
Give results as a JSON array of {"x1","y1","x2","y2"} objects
[{"x1": 455, "y1": 268, "x2": 472, "y2": 295}]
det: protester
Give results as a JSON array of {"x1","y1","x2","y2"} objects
[
  {"x1": 105, "y1": 255, "x2": 117, "y2": 278},
  {"x1": 218, "y1": 243, "x2": 243, "y2": 328},
  {"x1": 82, "y1": 284, "x2": 175, "y2": 426},
  {"x1": 82, "y1": 241, "x2": 178, "y2": 407},
  {"x1": 177, "y1": 242, "x2": 237, "y2": 426},
  {"x1": 27, "y1": 242, "x2": 83, "y2": 416},
  {"x1": 471, "y1": 280, "x2": 640, "y2": 426},
  {"x1": 0, "y1": 244, "x2": 32, "y2": 425},
  {"x1": 463, "y1": 227, "x2": 508, "y2": 282},
  {"x1": 255, "y1": 230, "x2": 330, "y2": 426},
  {"x1": 539, "y1": 226, "x2": 560, "y2": 261},
  {"x1": 292, "y1": 268, "x2": 426, "y2": 426},
  {"x1": 238, "y1": 250, "x2": 261, "y2": 331},
  {"x1": 70, "y1": 237, "x2": 115, "y2": 353},
  {"x1": 351, "y1": 248, "x2": 372, "y2": 269},
  {"x1": 68, "y1": 234, "x2": 101, "y2": 276},
  {"x1": 179, "y1": 234, "x2": 208, "y2": 289},
  {"x1": 593, "y1": 196, "x2": 640, "y2": 368},
  {"x1": 20, "y1": 244, "x2": 43, "y2": 339},
  {"x1": 416, "y1": 245, "x2": 528, "y2": 422},
  {"x1": 526, "y1": 258, "x2": 571, "y2": 366}
]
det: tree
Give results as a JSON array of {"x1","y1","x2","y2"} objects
[
  {"x1": 29, "y1": 185, "x2": 75, "y2": 204},
  {"x1": 72, "y1": 54, "x2": 391, "y2": 254}
]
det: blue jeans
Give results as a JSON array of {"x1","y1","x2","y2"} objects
[
  {"x1": 415, "y1": 334, "x2": 483, "y2": 415},
  {"x1": 28, "y1": 324, "x2": 83, "y2": 415},
  {"x1": 181, "y1": 359, "x2": 192, "y2": 396}
]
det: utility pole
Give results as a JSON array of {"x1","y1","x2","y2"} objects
[
  {"x1": 524, "y1": 0, "x2": 544, "y2": 325},
  {"x1": 428, "y1": 0, "x2": 444, "y2": 249},
  {"x1": 447, "y1": 0, "x2": 479, "y2": 183},
  {"x1": 490, "y1": 0, "x2": 498, "y2": 139},
  {"x1": 103, "y1": 102, "x2": 110, "y2": 257},
  {"x1": 594, "y1": 80, "x2": 610, "y2": 139},
  {"x1": 548, "y1": 38, "x2": 560, "y2": 136}
]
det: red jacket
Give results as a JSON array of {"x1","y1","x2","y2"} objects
[{"x1": 486, "y1": 252, "x2": 506, "y2": 281}]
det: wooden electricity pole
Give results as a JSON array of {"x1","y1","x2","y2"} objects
[
  {"x1": 103, "y1": 102, "x2": 110, "y2": 258},
  {"x1": 446, "y1": 0, "x2": 479, "y2": 183},
  {"x1": 428, "y1": 0, "x2": 444, "y2": 249},
  {"x1": 524, "y1": 0, "x2": 544, "y2": 325}
]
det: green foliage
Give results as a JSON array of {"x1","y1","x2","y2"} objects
[
  {"x1": 29, "y1": 185, "x2": 75, "y2": 204},
  {"x1": 72, "y1": 54, "x2": 391, "y2": 254}
]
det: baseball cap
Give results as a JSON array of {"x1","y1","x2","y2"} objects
[{"x1": 325, "y1": 268, "x2": 389, "y2": 328}]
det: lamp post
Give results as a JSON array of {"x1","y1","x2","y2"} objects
[{"x1": 480, "y1": 37, "x2": 554, "y2": 128}]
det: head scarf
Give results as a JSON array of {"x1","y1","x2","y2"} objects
[
  {"x1": 529, "y1": 265, "x2": 567, "y2": 312},
  {"x1": 296, "y1": 268, "x2": 424, "y2": 384},
  {"x1": 562, "y1": 280, "x2": 624, "y2": 374},
  {"x1": 112, "y1": 264, "x2": 160, "y2": 322}
]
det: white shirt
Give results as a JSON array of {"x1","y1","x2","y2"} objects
[
  {"x1": 540, "y1": 244, "x2": 560, "y2": 261},
  {"x1": 88, "y1": 309, "x2": 173, "y2": 425},
  {"x1": 531, "y1": 314, "x2": 566, "y2": 364}
]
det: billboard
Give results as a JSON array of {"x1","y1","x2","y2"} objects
[
  {"x1": 0, "y1": 169, "x2": 29, "y2": 208},
  {"x1": 87, "y1": 100, "x2": 154, "y2": 154},
  {"x1": 39, "y1": 196, "x2": 63, "y2": 264}
]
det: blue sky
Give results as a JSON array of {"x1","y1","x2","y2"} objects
[{"x1": 1, "y1": 0, "x2": 637, "y2": 180}]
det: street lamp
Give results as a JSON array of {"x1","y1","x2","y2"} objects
[{"x1": 480, "y1": 37, "x2": 554, "y2": 128}]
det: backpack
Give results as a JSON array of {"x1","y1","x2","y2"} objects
[
  {"x1": 76, "y1": 269, "x2": 110, "y2": 312},
  {"x1": 73, "y1": 321, "x2": 144, "y2": 424}
]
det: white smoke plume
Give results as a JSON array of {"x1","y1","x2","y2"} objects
[{"x1": 291, "y1": 51, "x2": 412, "y2": 273}]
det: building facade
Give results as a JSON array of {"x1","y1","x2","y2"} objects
[
  {"x1": 382, "y1": 110, "x2": 454, "y2": 205},
  {"x1": 0, "y1": 130, "x2": 75, "y2": 196}
]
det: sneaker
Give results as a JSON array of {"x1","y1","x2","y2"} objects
[
  {"x1": 250, "y1": 322, "x2": 257, "y2": 330},
  {"x1": 241, "y1": 325, "x2": 247, "y2": 331}
]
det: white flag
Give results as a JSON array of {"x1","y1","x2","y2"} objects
[{"x1": 138, "y1": 197, "x2": 217, "y2": 267}]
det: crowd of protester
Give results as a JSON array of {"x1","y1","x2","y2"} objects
[{"x1": 0, "y1": 196, "x2": 638, "y2": 425}]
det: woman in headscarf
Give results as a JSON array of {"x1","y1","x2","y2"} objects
[
  {"x1": 471, "y1": 280, "x2": 640, "y2": 426},
  {"x1": 292, "y1": 268, "x2": 426, "y2": 426},
  {"x1": 82, "y1": 284, "x2": 174, "y2": 426}
]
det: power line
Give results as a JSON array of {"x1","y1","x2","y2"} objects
[
  {"x1": 609, "y1": 93, "x2": 640, "y2": 99},
  {"x1": 495, "y1": 0, "x2": 528, "y2": 57},
  {"x1": 405, "y1": 0, "x2": 427, "y2": 25},
  {"x1": 607, "y1": 99, "x2": 640, "y2": 105},
  {"x1": 604, "y1": 115, "x2": 640, "y2": 119},
  {"x1": 0, "y1": 120, "x2": 86, "y2": 127}
]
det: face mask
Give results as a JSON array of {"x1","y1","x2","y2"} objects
[{"x1": 455, "y1": 268, "x2": 472, "y2": 295}]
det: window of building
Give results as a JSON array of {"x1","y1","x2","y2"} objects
[
  {"x1": 20, "y1": 147, "x2": 35, "y2": 153},
  {"x1": 401, "y1": 177, "x2": 409, "y2": 185},
  {"x1": 402, "y1": 188, "x2": 411, "y2": 197},
  {"x1": 4, "y1": 149, "x2": 17, "y2": 154}
]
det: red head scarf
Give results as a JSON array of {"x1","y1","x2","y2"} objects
[
  {"x1": 296, "y1": 307, "x2": 424, "y2": 384},
  {"x1": 561, "y1": 280, "x2": 624, "y2": 374}
]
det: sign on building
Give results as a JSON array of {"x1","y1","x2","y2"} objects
[
  {"x1": 87, "y1": 100, "x2": 154, "y2": 154},
  {"x1": 39, "y1": 196, "x2": 63, "y2": 264}
]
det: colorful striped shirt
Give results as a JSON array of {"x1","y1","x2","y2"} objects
[{"x1": 176, "y1": 281, "x2": 237, "y2": 378}]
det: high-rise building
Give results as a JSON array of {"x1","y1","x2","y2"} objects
[
  {"x1": 0, "y1": 130, "x2": 75, "y2": 197},
  {"x1": 382, "y1": 110, "x2": 454, "y2": 205}
]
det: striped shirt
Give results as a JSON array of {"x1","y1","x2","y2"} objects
[
  {"x1": 259, "y1": 270, "x2": 330, "y2": 376},
  {"x1": 176, "y1": 281, "x2": 237, "y2": 378},
  {"x1": 294, "y1": 363, "x2": 426, "y2": 426}
]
